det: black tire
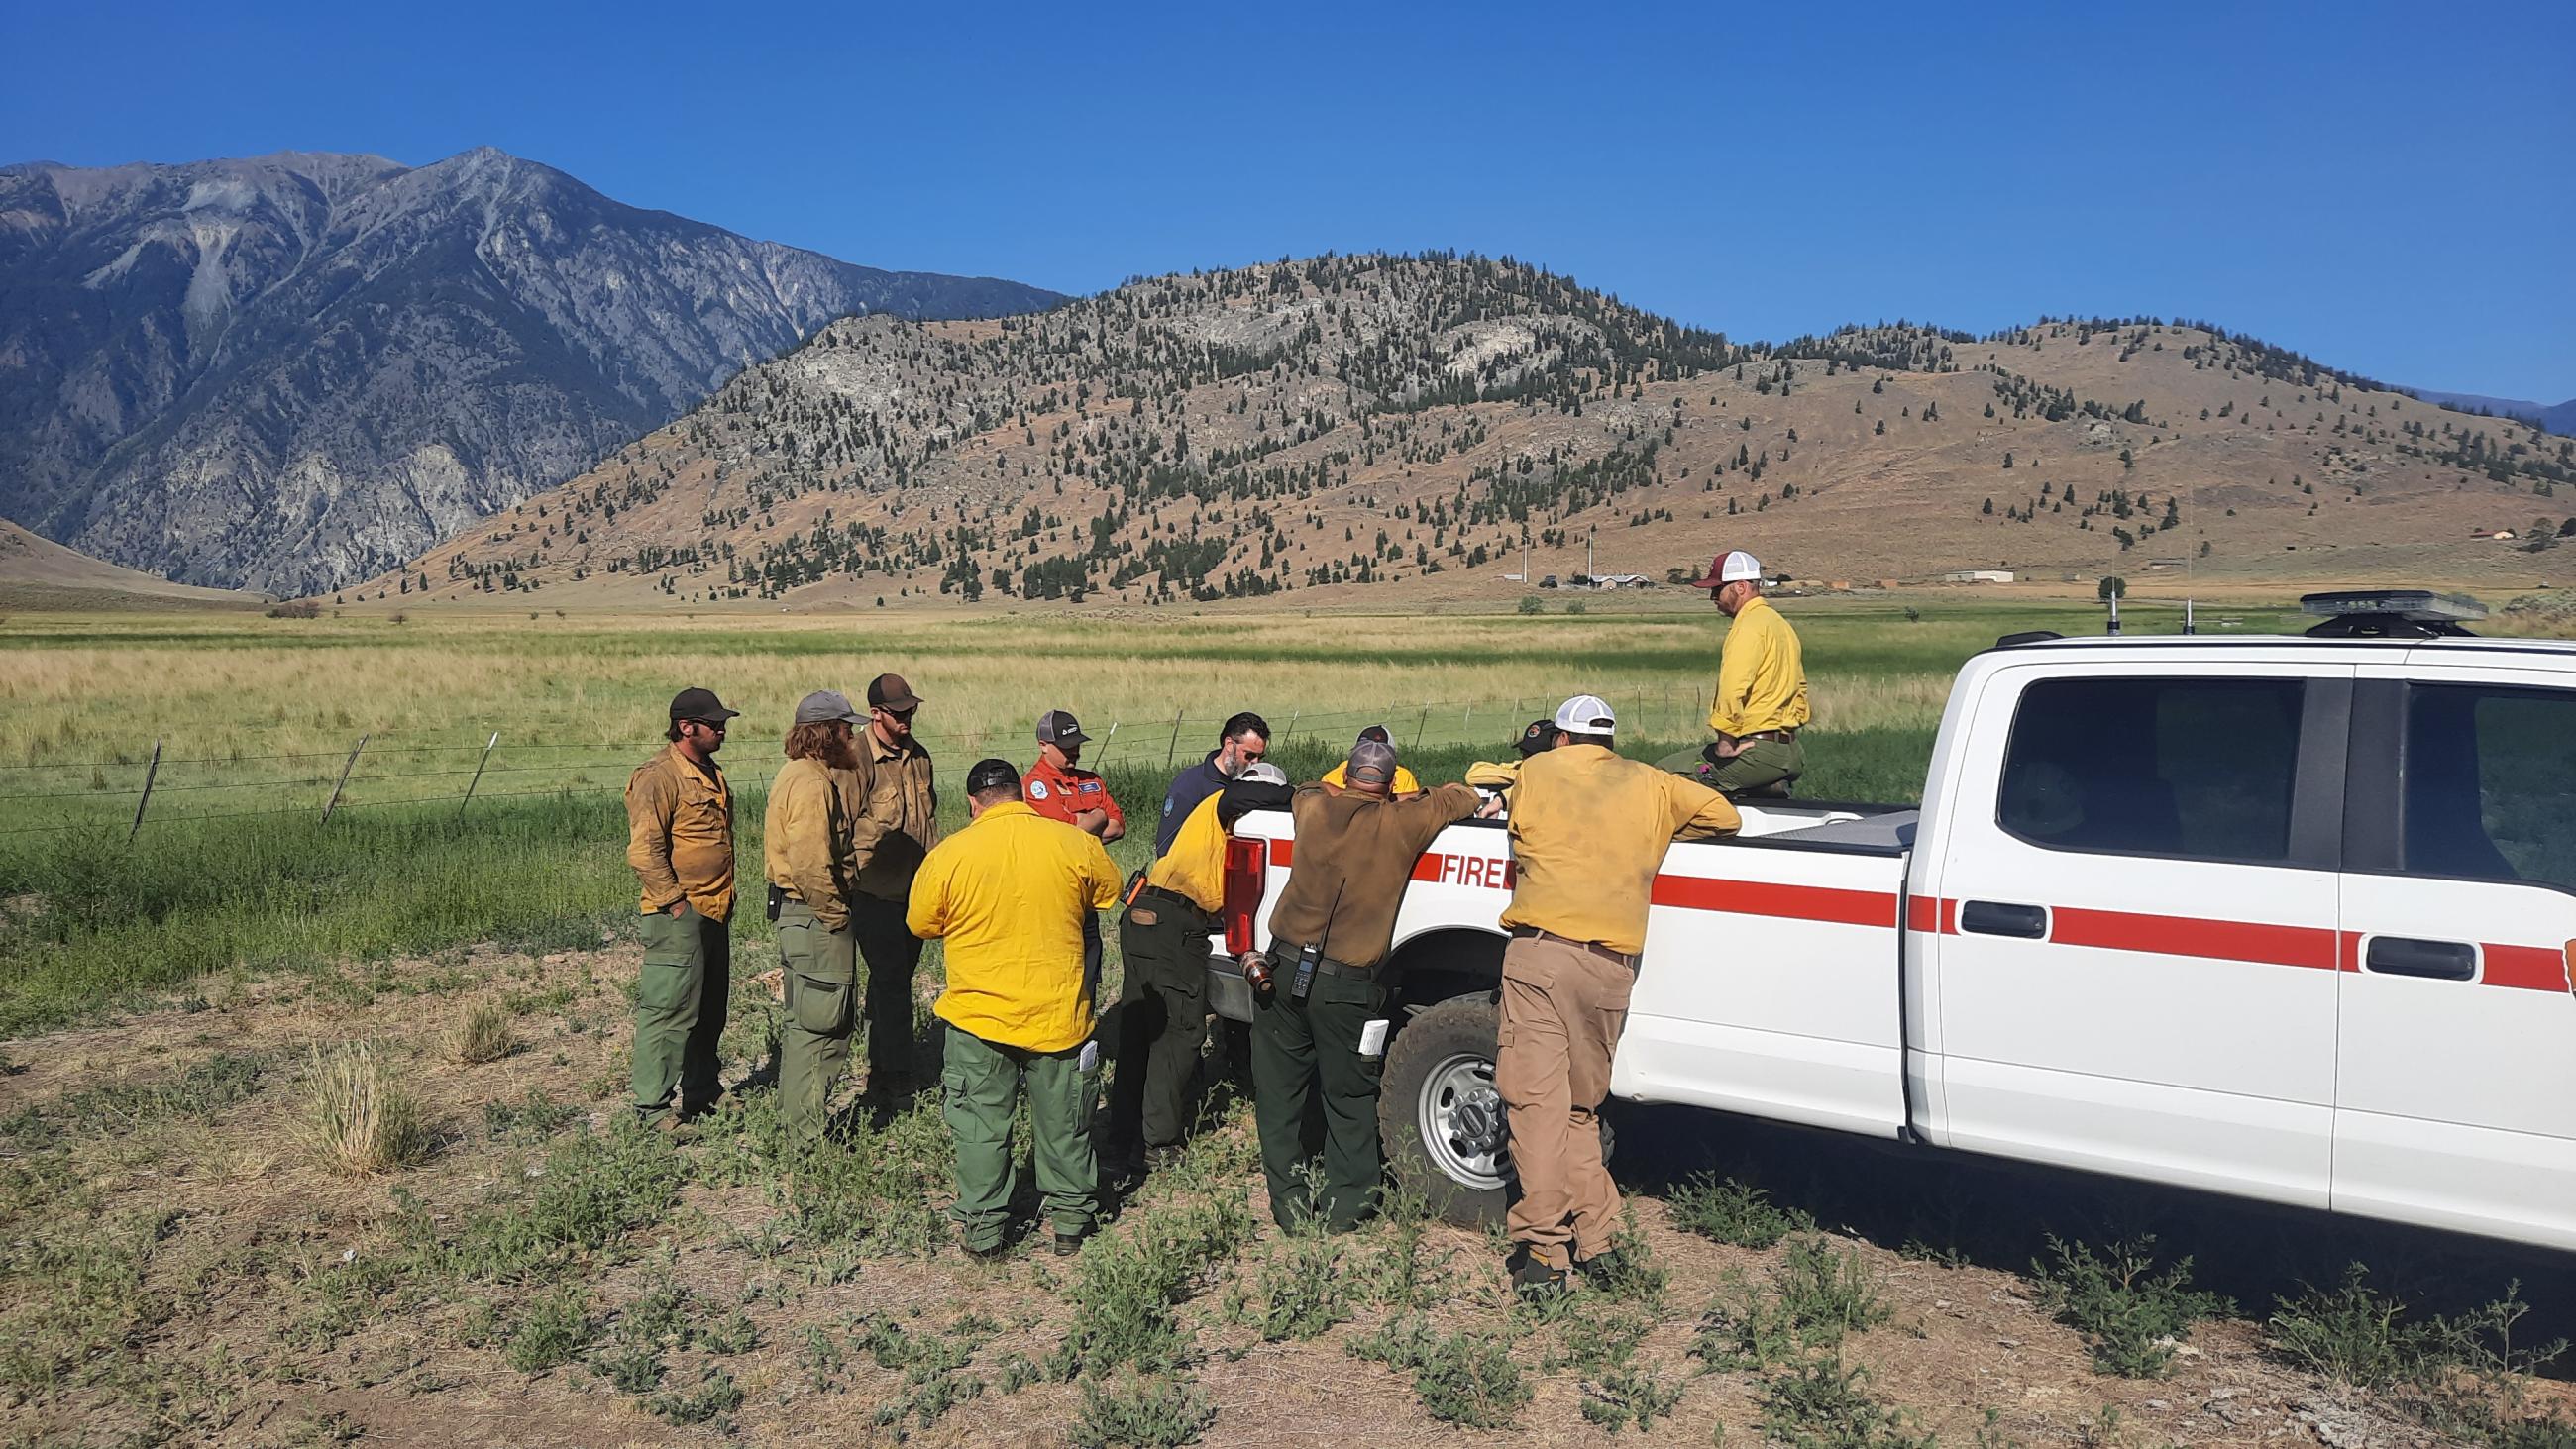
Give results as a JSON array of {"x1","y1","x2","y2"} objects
[{"x1": 1379, "y1": 992, "x2": 1511, "y2": 1228}]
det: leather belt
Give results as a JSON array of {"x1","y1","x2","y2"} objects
[
  {"x1": 1268, "y1": 942, "x2": 1377, "y2": 982},
  {"x1": 1739, "y1": 728, "x2": 1799, "y2": 743},
  {"x1": 1509, "y1": 925, "x2": 1640, "y2": 970},
  {"x1": 1135, "y1": 884, "x2": 1212, "y2": 920}
]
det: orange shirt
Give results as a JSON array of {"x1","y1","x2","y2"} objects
[{"x1": 1024, "y1": 756, "x2": 1125, "y2": 835}]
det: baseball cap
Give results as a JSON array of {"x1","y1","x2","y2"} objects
[
  {"x1": 794, "y1": 689, "x2": 861, "y2": 726},
  {"x1": 1036, "y1": 709, "x2": 1088, "y2": 745},
  {"x1": 1356, "y1": 724, "x2": 1392, "y2": 746},
  {"x1": 1237, "y1": 762, "x2": 1289, "y2": 787},
  {"x1": 1347, "y1": 738, "x2": 1400, "y2": 786},
  {"x1": 1687, "y1": 550, "x2": 1765, "y2": 588},
  {"x1": 1513, "y1": 718, "x2": 1556, "y2": 757},
  {"x1": 1553, "y1": 694, "x2": 1617, "y2": 737},
  {"x1": 866, "y1": 673, "x2": 923, "y2": 712},
  {"x1": 669, "y1": 686, "x2": 740, "y2": 723},
  {"x1": 964, "y1": 758, "x2": 1020, "y2": 794}
]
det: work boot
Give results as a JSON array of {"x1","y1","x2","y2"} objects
[
  {"x1": 1053, "y1": 1228, "x2": 1090, "y2": 1258},
  {"x1": 1574, "y1": 1247, "x2": 1638, "y2": 1292},
  {"x1": 1505, "y1": 1243, "x2": 1571, "y2": 1300}
]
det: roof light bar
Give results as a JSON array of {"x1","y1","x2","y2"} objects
[{"x1": 2300, "y1": 589, "x2": 2488, "y2": 623}]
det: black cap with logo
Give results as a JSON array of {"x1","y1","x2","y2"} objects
[
  {"x1": 1513, "y1": 718, "x2": 1556, "y2": 758},
  {"x1": 965, "y1": 758, "x2": 1021, "y2": 795}
]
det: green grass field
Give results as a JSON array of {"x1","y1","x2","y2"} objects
[{"x1": 0, "y1": 597, "x2": 2297, "y2": 1035}]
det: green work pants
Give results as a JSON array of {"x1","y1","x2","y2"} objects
[
  {"x1": 1250, "y1": 969, "x2": 1387, "y2": 1232},
  {"x1": 633, "y1": 904, "x2": 730, "y2": 1119},
  {"x1": 1109, "y1": 892, "x2": 1213, "y2": 1156},
  {"x1": 1708, "y1": 737, "x2": 1804, "y2": 797},
  {"x1": 775, "y1": 899, "x2": 858, "y2": 1147},
  {"x1": 853, "y1": 893, "x2": 924, "y2": 1084},
  {"x1": 941, "y1": 1023, "x2": 1097, "y2": 1249}
]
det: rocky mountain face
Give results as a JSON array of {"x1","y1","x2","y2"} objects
[
  {"x1": 0, "y1": 149, "x2": 1060, "y2": 593},
  {"x1": 385, "y1": 253, "x2": 2576, "y2": 610}
]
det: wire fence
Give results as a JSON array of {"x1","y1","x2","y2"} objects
[{"x1": 0, "y1": 687, "x2": 1721, "y2": 841}]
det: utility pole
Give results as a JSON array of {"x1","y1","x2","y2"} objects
[{"x1": 1587, "y1": 525, "x2": 1596, "y2": 587}]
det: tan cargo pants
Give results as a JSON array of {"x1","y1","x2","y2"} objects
[{"x1": 1495, "y1": 933, "x2": 1633, "y2": 1270}]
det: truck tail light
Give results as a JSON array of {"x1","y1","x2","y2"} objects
[{"x1": 1222, "y1": 837, "x2": 1268, "y2": 956}]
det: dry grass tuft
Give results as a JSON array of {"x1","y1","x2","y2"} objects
[
  {"x1": 449, "y1": 1001, "x2": 516, "y2": 1065},
  {"x1": 303, "y1": 1041, "x2": 432, "y2": 1175}
]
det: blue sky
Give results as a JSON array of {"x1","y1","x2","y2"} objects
[{"x1": 8, "y1": 1, "x2": 2571, "y2": 399}]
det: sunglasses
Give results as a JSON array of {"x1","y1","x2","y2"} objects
[
  {"x1": 875, "y1": 706, "x2": 916, "y2": 722},
  {"x1": 685, "y1": 719, "x2": 729, "y2": 734}
]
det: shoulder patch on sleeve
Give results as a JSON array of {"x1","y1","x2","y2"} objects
[{"x1": 1027, "y1": 779, "x2": 1050, "y2": 800}]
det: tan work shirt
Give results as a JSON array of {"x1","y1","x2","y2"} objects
[
  {"x1": 625, "y1": 743, "x2": 735, "y2": 922},
  {"x1": 764, "y1": 756, "x2": 856, "y2": 930},
  {"x1": 842, "y1": 729, "x2": 939, "y2": 900},
  {"x1": 1709, "y1": 594, "x2": 1811, "y2": 738},
  {"x1": 1267, "y1": 782, "x2": 1483, "y2": 971},
  {"x1": 1498, "y1": 744, "x2": 1739, "y2": 956}
]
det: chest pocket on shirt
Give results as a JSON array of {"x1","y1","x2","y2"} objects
[{"x1": 678, "y1": 779, "x2": 728, "y2": 831}]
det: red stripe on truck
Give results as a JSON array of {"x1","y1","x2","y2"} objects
[
  {"x1": 2482, "y1": 944, "x2": 2571, "y2": 993},
  {"x1": 1256, "y1": 836, "x2": 2571, "y2": 995},
  {"x1": 2049, "y1": 907, "x2": 2341, "y2": 972},
  {"x1": 1652, "y1": 876, "x2": 1901, "y2": 928}
]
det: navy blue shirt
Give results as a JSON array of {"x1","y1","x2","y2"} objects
[{"x1": 1154, "y1": 751, "x2": 1231, "y2": 858}]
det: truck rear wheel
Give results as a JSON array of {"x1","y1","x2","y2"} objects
[{"x1": 1380, "y1": 993, "x2": 1512, "y2": 1227}]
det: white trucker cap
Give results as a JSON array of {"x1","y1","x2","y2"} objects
[
  {"x1": 1553, "y1": 694, "x2": 1617, "y2": 737},
  {"x1": 1716, "y1": 550, "x2": 1763, "y2": 583}
]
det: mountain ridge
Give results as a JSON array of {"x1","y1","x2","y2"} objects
[
  {"x1": 375, "y1": 253, "x2": 2576, "y2": 611},
  {"x1": 0, "y1": 148, "x2": 1064, "y2": 593}
]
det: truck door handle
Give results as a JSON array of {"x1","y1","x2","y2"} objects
[
  {"x1": 2364, "y1": 936, "x2": 2477, "y2": 982},
  {"x1": 1960, "y1": 900, "x2": 2048, "y2": 939}
]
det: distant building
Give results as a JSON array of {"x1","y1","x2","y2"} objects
[
  {"x1": 1942, "y1": 569, "x2": 2015, "y2": 584},
  {"x1": 1591, "y1": 572, "x2": 1654, "y2": 589}
]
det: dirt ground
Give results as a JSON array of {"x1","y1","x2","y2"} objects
[{"x1": 1, "y1": 940, "x2": 2566, "y2": 1448}]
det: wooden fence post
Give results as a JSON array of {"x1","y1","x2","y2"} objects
[
  {"x1": 1164, "y1": 708, "x2": 1185, "y2": 768},
  {"x1": 127, "y1": 739, "x2": 162, "y2": 843},
  {"x1": 458, "y1": 731, "x2": 500, "y2": 816},
  {"x1": 320, "y1": 734, "x2": 369, "y2": 823}
]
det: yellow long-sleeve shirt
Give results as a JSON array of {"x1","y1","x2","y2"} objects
[
  {"x1": 763, "y1": 756, "x2": 855, "y2": 930},
  {"x1": 1498, "y1": 744, "x2": 1740, "y2": 956},
  {"x1": 1708, "y1": 595, "x2": 1810, "y2": 738},
  {"x1": 908, "y1": 801, "x2": 1123, "y2": 1053},
  {"x1": 624, "y1": 744, "x2": 734, "y2": 921},
  {"x1": 1142, "y1": 790, "x2": 1229, "y2": 914}
]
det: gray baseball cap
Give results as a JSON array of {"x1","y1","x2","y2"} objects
[
  {"x1": 794, "y1": 689, "x2": 862, "y2": 726},
  {"x1": 1347, "y1": 738, "x2": 1400, "y2": 786}
]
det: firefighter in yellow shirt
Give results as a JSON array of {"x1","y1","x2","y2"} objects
[
  {"x1": 907, "y1": 759, "x2": 1123, "y2": 1257},
  {"x1": 1495, "y1": 695, "x2": 1739, "y2": 1296},
  {"x1": 1686, "y1": 550, "x2": 1809, "y2": 797},
  {"x1": 1321, "y1": 724, "x2": 1423, "y2": 796}
]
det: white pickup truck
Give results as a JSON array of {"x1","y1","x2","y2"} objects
[{"x1": 1205, "y1": 597, "x2": 2576, "y2": 1253}]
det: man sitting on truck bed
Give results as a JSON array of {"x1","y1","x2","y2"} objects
[
  {"x1": 1687, "y1": 549, "x2": 1808, "y2": 798},
  {"x1": 1495, "y1": 694, "x2": 1740, "y2": 1296}
]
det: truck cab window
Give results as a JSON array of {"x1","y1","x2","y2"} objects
[
  {"x1": 1998, "y1": 676, "x2": 2304, "y2": 863},
  {"x1": 2405, "y1": 685, "x2": 2576, "y2": 891}
]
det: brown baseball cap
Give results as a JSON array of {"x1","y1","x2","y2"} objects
[{"x1": 866, "y1": 673, "x2": 922, "y2": 712}]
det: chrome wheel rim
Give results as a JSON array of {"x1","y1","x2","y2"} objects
[{"x1": 1418, "y1": 1052, "x2": 1509, "y2": 1190}]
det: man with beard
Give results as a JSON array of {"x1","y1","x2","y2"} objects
[
  {"x1": 624, "y1": 686, "x2": 741, "y2": 1127},
  {"x1": 765, "y1": 690, "x2": 863, "y2": 1147},
  {"x1": 846, "y1": 673, "x2": 939, "y2": 1095}
]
